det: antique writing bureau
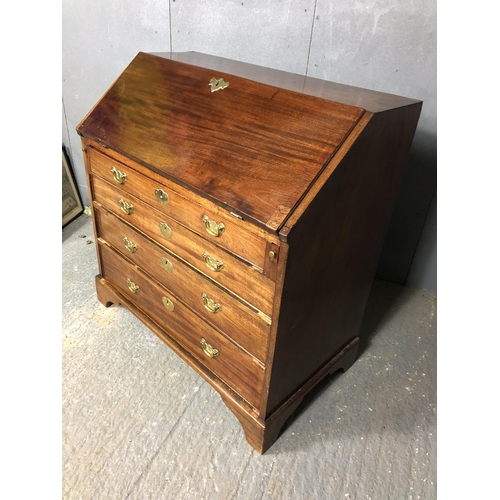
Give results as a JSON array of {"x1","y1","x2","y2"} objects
[{"x1": 77, "y1": 51, "x2": 421, "y2": 453}]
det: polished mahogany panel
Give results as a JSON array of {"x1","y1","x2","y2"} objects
[
  {"x1": 91, "y1": 174, "x2": 276, "y2": 316},
  {"x1": 77, "y1": 52, "x2": 364, "y2": 229},
  {"x1": 99, "y1": 242, "x2": 265, "y2": 409},
  {"x1": 94, "y1": 205, "x2": 271, "y2": 362},
  {"x1": 88, "y1": 145, "x2": 273, "y2": 270}
]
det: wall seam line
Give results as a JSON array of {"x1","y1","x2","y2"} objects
[
  {"x1": 305, "y1": 0, "x2": 318, "y2": 77},
  {"x1": 169, "y1": 0, "x2": 173, "y2": 53},
  {"x1": 62, "y1": 97, "x2": 73, "y2": 164}
]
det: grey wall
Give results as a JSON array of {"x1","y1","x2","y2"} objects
[{"x1": 62, "y1": 0, "x2": 436, "y2": 291}]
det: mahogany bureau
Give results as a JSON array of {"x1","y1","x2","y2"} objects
[{"x1": 76, "y1": 51, "x2": 421, "y2": 453}]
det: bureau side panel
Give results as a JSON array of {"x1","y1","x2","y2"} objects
[{"x1": 264, "y1": 103, "x2": 422, "y2": 416}]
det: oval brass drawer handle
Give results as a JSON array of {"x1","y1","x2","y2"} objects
[
  {"x1": 155, "y1": 188, "x2": 169, "y2": 205},
  {"x1": 201, "y1": 293, "x2": 221, "y2": 314},
  {"x1": 123, "y1": 236, "x2": 137, "y2": 253},
  {"x1": 161, "y1": 256, "x2": 174, "y2": 273},
  {"x1": 202, "y1": 215, "x2": 225, "y2": 237},
  {"x1": 118, "y1": 198, "x2": 134, "y2": 215},
  {"x1": 111, "y1": 166, "x2": 127, "y2": 184},
  {"x1": 162, "y1": 296, "x2": 174, "y2": 311},
  {"x1": 202, "y1": 252, "x2": 224, "y2": 272},
  {"x1": 201, "y1": 338, "x2": 219, "y2": 358},
  {"x1": 126, "y1": 278, "x2": 139, "y2": 294}
]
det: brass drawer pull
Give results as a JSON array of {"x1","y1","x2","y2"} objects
[
  {"x1": 123, "y1": 236, "x2": 137, "y2": 253},
  {"x1": 202, "y1": 215, "x2": 225, "y2": 237},
  {"x1": 202, "y1": 252, "x2": 224, "y2": 272},
  {"x1": 118, "y1": 198, "x2": 134, "y2": 215},
  {"x1": 155, "y1": 188, "x2": 169, "y2": 205},
  {"x1": 126, "y1": 278, "x2": 139, "y2": 294},
  {"x1": 161, "y1": 256, "x2": 174, "y2": 273},
  {"x1": 201, "y1": 338, "x2": 219, "y2": 358},
  {"x1": 111, "y1": 166, "x2": 127, "y2": 184},
  {"x1": 162, "y1": 296, "x2": 174, "y2": 311},
  {"x1": 159, "y1": 222, "x2": 172, "y2": 239},
  {"x1": 201, "y1": 293, "x2": 221, "y2": 314}
]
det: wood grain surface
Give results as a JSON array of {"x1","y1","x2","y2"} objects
[
  {"x1": 265, "y1": 104, "x2": 422, "y2": 415},
  {"x1": 77, "y1": 52, "x2": 365, "y2": 229},
  {"x1": 99, "y1": 242, "x2": 265, "y2": 409},
  {"x1": 88, "y1": 144, "x2": 277, "y2": 270},
  {"x1": 95, "y1": 206, "x2": 271, "y2": 362},
  {"x1": 91, "y1": 174, "x2": 276, "y2": 316}
]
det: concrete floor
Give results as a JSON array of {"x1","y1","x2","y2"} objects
[{"x1": 62, "y1": 214, "x2": 437, "y2": 500}]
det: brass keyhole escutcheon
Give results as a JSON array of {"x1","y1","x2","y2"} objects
[
  {"x1": 201, "y1": 338, "x2": 219, "y2": 358},
  {"x1": 159, "y1": 222, "x2": 172, "y2": 239},
  {"x1": 155, "y1": 188, "x2": 169, "y2": 205},
  {"x1": 208, "y1": 77, "x2": 229, "y2": 93},
  {"x1": 161, "y1": 256, "x2": 174, "y2": 273},
  {"x1": 162, "y1": 296, "x2": 174, "y2": 311}
]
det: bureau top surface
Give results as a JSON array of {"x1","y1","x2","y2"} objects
[{"x1": 77, "y1": 51, "x2": 366, "y2": 230}]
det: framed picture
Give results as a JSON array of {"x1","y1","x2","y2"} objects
[{"x1": 62, "y1": 146, "x2": 84, "y2": 227}]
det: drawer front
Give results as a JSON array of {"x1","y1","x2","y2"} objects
[
  {"x1": 89, "y1": 146, "x2": 271, "y2": 270},
  {"x1": 99, "y1": 243, "x2": 264, "y2": 409},
  {"x1": 91, "y1": 175, "x2": 275, "y2": 316},
  {"x1": 95, "y1": 206, "x2": 270, "y2": 361}
]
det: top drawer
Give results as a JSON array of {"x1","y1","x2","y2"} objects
[{"x1": 87, "y1": 146, "x2": 279, "y2": 273}]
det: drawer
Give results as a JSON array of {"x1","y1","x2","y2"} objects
[
  {"x1": 99, "y1": 243, "x2": 265, "y2": 409},
  {"x1": 88, "y1": 146, "x2": 274, "y2": 271},
  {"x1": 91, "y1": 175, "x2": 275, "y2": 316},
  {"x1": 95, "y1": 206, "x2": 270, "y2": 361}
]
